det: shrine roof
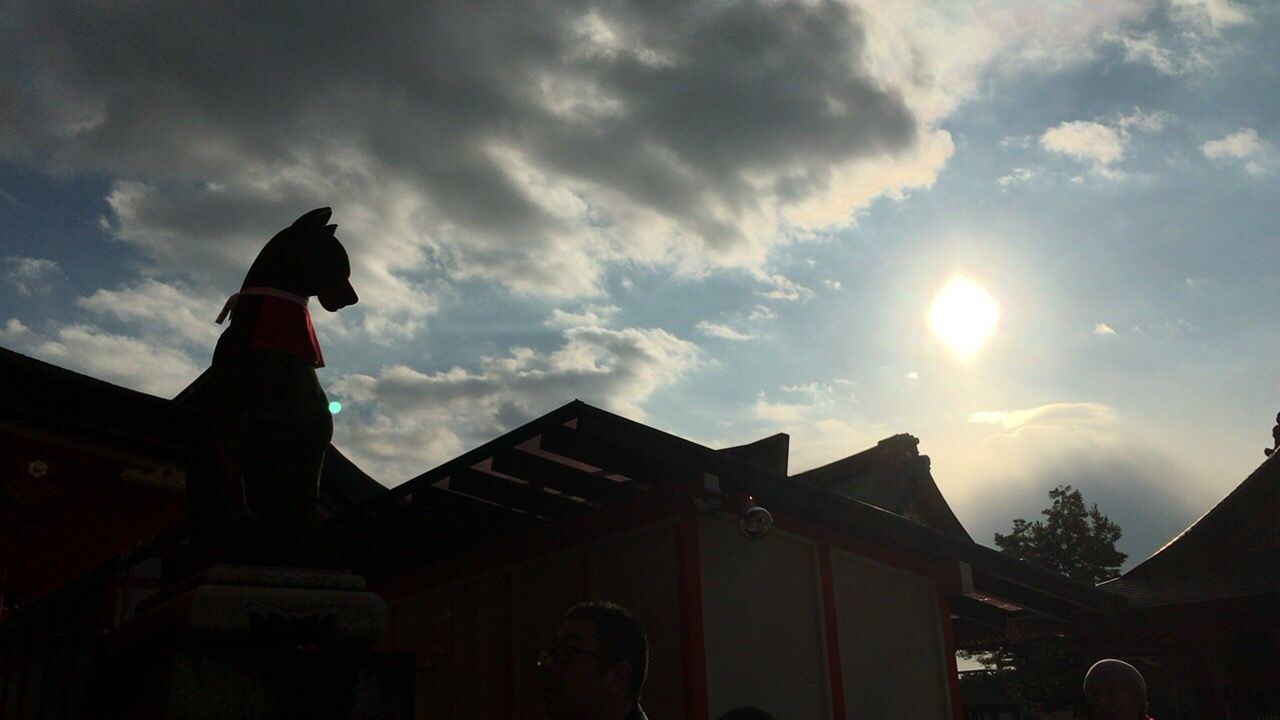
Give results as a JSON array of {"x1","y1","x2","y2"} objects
[
  {"x1": 340, "y1": 399, "x2": 1120, "y2": 617},
  {"x1": 1098, "y1": 452, "x2": 1280, "y2": 607},
  {"x1": 791, "y1": 433, "x2": 971, "y2": 540}
]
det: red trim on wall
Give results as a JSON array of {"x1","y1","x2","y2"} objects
[
  {"x1": 817, "y1": 542, "x2": 847, "y2": 720},
  {"x1": 677, "y1": 515, "x2": 709, "y2": 720},
  {"x1": 504, "y1": 574, "x2": 515, "y2": 712},
  {"x1": 937, "y1": 594, "x2": 965, "y2": 720}
]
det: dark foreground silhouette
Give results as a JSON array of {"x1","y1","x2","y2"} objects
[{"x1": 181, "y1": 207, "x2": 357, "y2": 567}]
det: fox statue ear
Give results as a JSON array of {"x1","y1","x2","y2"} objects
[
  {"x1": 324, "y1": 224, "x2": 338, "y2": 236},
  {"x1": 294, "y1": 207, "x2": 333, "y2": 229}
]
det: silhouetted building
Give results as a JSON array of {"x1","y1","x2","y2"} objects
[
  {"x1": 2, "y1": 346, "x2": 1128, "y2": 719},
  {"x1": 1087, "y1": 454, "x2": 1280, "y2": 719}
]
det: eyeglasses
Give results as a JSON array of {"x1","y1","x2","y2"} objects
[{"x1": 537, "y1": 641, "x2": 604, "y2": 668}]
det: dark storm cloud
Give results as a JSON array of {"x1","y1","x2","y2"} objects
[{"x1": 0, "y1": 0, "x2": 918, "y2": 298}]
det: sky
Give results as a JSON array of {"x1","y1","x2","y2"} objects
[{"x1": 2, "y1": 0, "x2": 1277, "y2": 570}]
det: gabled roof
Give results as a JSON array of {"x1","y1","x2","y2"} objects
[
  {"x1": 1098, "y1": 453, "x2": 1280, "y2": 607},
  {"x1": 791, "y1": 433, "x2": 971, "y2": 540},
  {"x1": 337, "y1": 400, "x2": 1120, "y2": 621}
]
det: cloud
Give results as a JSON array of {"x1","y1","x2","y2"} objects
[
  {"x1": 546, "y1": 304, "x2": 620, "y2": 329},
  {"x1": 4, "y1": 256, "x2": 61, "y2": 297},
  {"x1": 0, "y1": 318, "x2": 200, "y2": 396},
  {"x1": 935, "y1": 399, "x2": 1200, "y2": 566},
  {"x1": 969, "y1": 402, "x2": 1116, "y2": 432},
  {"x1": 1038, "y1": 107, "x2": 1170, "y2": 177},
  {"x1": 997, "y1": 166, "x2": 1038, "y2": 188},
  {"x1": 747, "y1": 304, "x2": 777, "y2": 323},
  {"x1": 952, "y1": 439, "x2": 1200, "y2": 571},
  {"x1": 752, "y1": 382, "x2": 841, "y2": 423},
  {"x1": 1112, "y1": 31, "x2": 1185, "y2": 74},
  {"x1": 741, "y1": 380, "x2": 877, "y2": 471},
  {"x1": 752, "y1": 395, "x2": 811, "y2": 424},
  {"x1": 758, "y1": 273, "x2": 814, "y2": 302},
  {"x1": 1093, "y1": 322, "x2": 1117, "y2": 336},
  {"x1": 822, "y1": 279, "x2": 842, "y2": 291},
  {"x1": 1202, "y1": 128, "x2": 1272, "y2": 175},
  {"x1": 0, "y1": 0, "x2": 952, "y2": 310},
  {"x1": 781, "y1": 382, "x2": 828, "y2": 396},
  {"x1": 1116, "y1": 107, "x2": 1172, "y2": 134},
  {"x1": 696, "y1": 321, "x2": 754, "y2": 342},
  {"x1": 1040, "y1": 121, "x2": 1125, "y2": 170},
  {"x1": 329, "y1": 322, "x2": 699, "y2": 482},
  {"x1": 1106, "y1": 0, "x2": 1247, "y2": 75},
  {"x1": 103, "y1": 169, "x2": 443, "y2": 341},
  {"x1": 0, "y1": 0, "x2": 1191, "y2": 326},
  {"x1": 856, "y1": 2, "x2": 1151, "y2": 124},
  {"x1": 76, "y1": 278, "x2": 223, "y2": 349},
  {"x1": 1170, "y1": 0, "x2": 1249, "y2": 33}
]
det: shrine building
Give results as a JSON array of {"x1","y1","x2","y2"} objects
[{"x1": 14, "y1": 345, "x2": 1267, "y2": 719}]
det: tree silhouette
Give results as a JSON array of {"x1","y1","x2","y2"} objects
[
  {"x1": 962, "y1": 484, "x2": 1127, "y2": 713},
  {"x1": 993, "y1": 484, "x2": 1126, "y2": 585}
]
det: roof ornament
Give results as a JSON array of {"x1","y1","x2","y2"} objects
[{"x1": 1266, "y1": 412, "x2": 1280, "y2": 457}]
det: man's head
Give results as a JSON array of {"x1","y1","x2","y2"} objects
[
  {"x1": 539, "y1": 601, "x2": 649, "y2": 720},
  {"x1": 1084, "y1": 659, "x2": 1147, "y2": 720}
]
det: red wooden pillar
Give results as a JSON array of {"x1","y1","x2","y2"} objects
[
  {"x1": 817, "y1": 542, "x2": 848, "y2": 720},
  {"x1": 937, "y1": 594, "x2": 965, "y2": 720},
  {"x1": 677, "y1": 515, "x2": 708, "y2": 720},
  {"x1": 1191, "y1": 624, "x2": 1230, "y2": 720}
]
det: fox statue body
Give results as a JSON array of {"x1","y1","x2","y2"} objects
[{"x1": 181, "y1": 207, "x2": 357, "y2": 567}]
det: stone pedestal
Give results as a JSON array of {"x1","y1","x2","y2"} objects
[{"x1": 87, "y1": 565, "x2": 412, "y2": 720}]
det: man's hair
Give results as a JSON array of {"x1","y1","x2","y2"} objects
[{"x1": 564, "y1": 601, "x2": 649, "y2": 701}]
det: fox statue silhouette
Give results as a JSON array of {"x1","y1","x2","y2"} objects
[{"x1": 181, "y1": 207, "x2": 358, "y2": 568}]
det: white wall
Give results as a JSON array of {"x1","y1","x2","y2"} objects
[
  {"x1": 830, "y1": 548, "x2": 951, "y2": 720},
  {"x1": 699, "y1": 515, "x2": 831, "y2": 719}
]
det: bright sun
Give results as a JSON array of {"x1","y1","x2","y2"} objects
[{"x1": 928, "y1": 277, "x2": 1000, "y2": 362}]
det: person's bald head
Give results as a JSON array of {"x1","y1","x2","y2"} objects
[{"x1": 1084, "y1": 659, "x2": 1147, "y2": 720}]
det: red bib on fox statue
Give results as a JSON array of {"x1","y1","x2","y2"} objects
[
  {"x1": 180, "y1": 207, "x2": 358, "y2": 570},
  {"x1": 216, "y1": 287, "x2": 325, "y2": 368}
]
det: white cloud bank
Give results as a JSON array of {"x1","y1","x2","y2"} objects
[
  {"x1": 1202, "y1": 128, "x2": 1272, "y2": 175},
  {"x1": 0, "y1": 0, "x2": 1211, "y2": 338}
]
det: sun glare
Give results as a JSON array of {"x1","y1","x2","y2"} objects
[{"x1": 928, "y1": 277, "x2": 999, "y2": 362}]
